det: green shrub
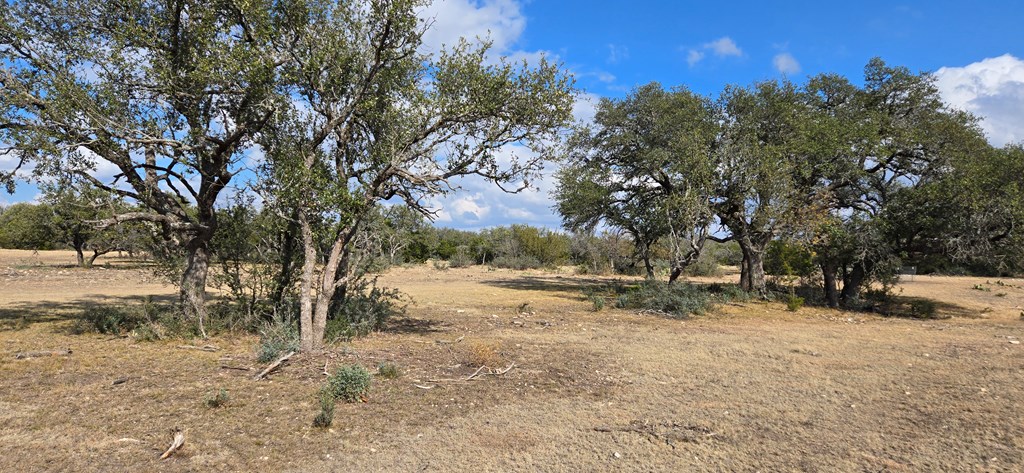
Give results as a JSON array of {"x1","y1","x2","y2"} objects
[
  {"x1": 326, "y1": 278, "x2": 406, "y2": 341},
  {"x1": 613, "y1": 281, "x2": 714, "y2": 317},
  {"x1": 83, "y1": 306, "x2": 141, "y2": 335},
  {"x1": 204, "y1": 388, "x2": 229, "y2": 408},
  {"x1": 257, "y1": 318, "x2": 299, "y2": 363},
  {"x1": 312, "y1": 387, "x2": 335, "y2": 428},
  {"x1": 707, "y1": 283, "x2": 750, "y2": 303},
  {"x1": 326, "y1": 365, "x2": 372, "y2": 403},
  {"x1": 785, "y1": 295, "x2": 805, "y2": 312},
  {"x1": 909, "y1": 299, "x2": 938, "y2": 318},
  {"x1": 490, "y1": 255, "x2": 542, "y2": 270},
  {"x1": 376, "y1": 362, "x2": 401, "y2": 380}
]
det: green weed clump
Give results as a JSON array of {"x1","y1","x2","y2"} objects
[
  {"x1": 376, "y1": 362, "x2": 401, "y2": 380},
  {"x1": 312, "y1": 387, "x2": 336, "y2": 428},
  {"x1": 204, "y1": 388, "x2": 230, "y2": 408},
  {"x1": 785, "y1": 295, "x2": 805, "y2": 312},
  {"x1": 326, "y1": 365, "x2": 372, "y2": 403},
  {"x1": 613, "y1": 281, "x2": 714, "y2": 317}
]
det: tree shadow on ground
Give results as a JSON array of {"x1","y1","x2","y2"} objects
[
  {"x1": 480, "y1": 275, "x2": 632, "y2": 301},
  {"x1": 386, "y1": 316, "x2": 450, "y2": 335},
  {"x1": 0, "y1": 294, "x2": 178, "y2": 332}
]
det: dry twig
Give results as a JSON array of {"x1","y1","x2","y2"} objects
[{"x1": 176, "y1": 344, "x2": 218, "y2": 352}]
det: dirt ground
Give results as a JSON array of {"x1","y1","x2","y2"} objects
[{"x1": 1, "y1": 249, "x2": 1022, "y2": 472}]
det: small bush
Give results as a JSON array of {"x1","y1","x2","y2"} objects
[
  {"x1": 204, "y1": 388, "x2": 230, "y2": 408},
  {"x1": 376, "y1": 362, "x2": 401, "y2": 380},
  {"x1": 614, "y1": 281, "x2": 714, "y2": 317},
  {"x1": 490, "y1": 255, "x2": 542, "y2": 270},
  {"x1": 909, "y1": 299, "x2": 938, "y2": 319},
  {"x1": 431, "y1": 259, "x2": 450, "y2": 271},
  {"x1": 786, "y1": 295, "x2": 805, "y2": 312},
  {"x1": 257, "y1": 318, "x2": 299, "y2": 363},
  {"x1": 326, "y1": 365, "x2": 372, "y2": 403},
  {"x1": 464, "y1": 340, "x2": 504, "y2": 367},
  {"x1": 707, "y1": 283, "x2": 750, "y2": 303},
  {"x1": 326, "y1": 278, "x2": 406, "y2": 341},
  {"x1": 83, "y1": 306, "x2": 141, "y2": 335},
  {"x1": 312, "y1": 387, "x2": 335, "y2": 428}
]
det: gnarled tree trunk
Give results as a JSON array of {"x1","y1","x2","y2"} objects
[{"x1": 180, "y1": 238, "x2": 211, "y2": 338}]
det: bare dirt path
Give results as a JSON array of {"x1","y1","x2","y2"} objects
[{"x1": 1, "y1": 251, "x2": 1022, "y2": 471}]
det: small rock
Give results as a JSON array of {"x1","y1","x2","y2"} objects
[
  {"x1": 1010, "y1": 340, "x2": 1020, "y2": 345},
  {"x1": 613, "y1": 452, "x2": 621, "y2": 459}
]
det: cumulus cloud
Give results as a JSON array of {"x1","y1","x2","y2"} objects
[
  {"x1": 686, "y1": 36, "x2": 742, "y2": 67},
  {"x1": 772, "y1": 53, "x2": 801, "y2": 75},
  {"x1": 707, "y1": 37, "x2": 742, "y2": 57},
  {"x1": 418, "y1": 0, "x2": 526, "y2": 55},
  {"x1": 934, "y1": 54, "x2": 1024, "y2": 146}
]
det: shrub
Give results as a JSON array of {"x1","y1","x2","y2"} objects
[
  {"x1": 257, "y1": 318, "x2": 299, "y2": 363},
  {"x1": 326, "y1": 365, "x2": 372, "y2": 403},
  {"x1": 614, "y1": 281, "x2": 714, "y2": 317},
  {"x1": 490, "y1": 255, "x2": 542, "y2": 270},
  {"x1": 312, "y1": 387, "x2": 335, "y2": 428},
  {"x1": 376, "y1": 362, "x2": 401, "y2": 380},
  {"x1": 909, "y1": 299, "x2": 938, "y2": 319},
  {"x1": 83, "y1": 306, "x2": 141, "y2": 335},
  {"x1": 204, "y1": 388, "x2": 229, "y2": 408},
  {"x1": 785, "y1": 295, "x2": 805, "y2": 312},
  {"x1": 707, "y1": 283, "x2": 750, "y2": 303},
  {"x1": 463, "y1": 340, "x2": 504, "y2": 367},
  {"x1": 326, "y1": 278, "x2": 406, "y2": 341}
]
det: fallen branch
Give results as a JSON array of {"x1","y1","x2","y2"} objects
[
  {"x1": 464, "y1": 362, "x2": 516, "y2": 381},
  {"x1": 176, "y1": 344, "x2": 218, "y2": 352},
  {"x1": 253, "y1": 351, "x2": 295, "y2": 381},
  {"x1": 322, "y1": 361, "x2": 329, "y2": 377},
  {"x1": 219, "y1": 365, "x2": 252, "y2": 372},
  {"x1": 435, "y1": 335, "x2": 465, "y2": 345},
  {"x1": 413, "y1": 384, "x2": 435, "y2": 390},
  {"x1": 159, "y1": 428, "x2": 185, "y2": 460},
  {"x1": 14, "y1": 348, "x2": 72, "y2": 359},
  {"x1": 112, "y1": 377, "x2": 130, "y2": 385},
  {"x1": 464, "y1": 365, "x2": 488, "y2": 381}
]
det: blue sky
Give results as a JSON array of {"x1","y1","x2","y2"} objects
[{"x1": 4, "y1": 0, "x2": 1024, "y2": 231}]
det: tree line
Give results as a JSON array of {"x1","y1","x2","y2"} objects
[{"x1": 556, "y1": 61, "x2": 1024, "y2": 308}]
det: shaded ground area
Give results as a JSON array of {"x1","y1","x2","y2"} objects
[{"x1": 1, "y1": 250, "x2": 1022, "y2": 471}]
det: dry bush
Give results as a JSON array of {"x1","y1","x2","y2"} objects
[{"x1": 462, "y1": 339, "x2": 505, "y2": 367}]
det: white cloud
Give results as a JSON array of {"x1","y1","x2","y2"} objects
[
  {"x1": 772, "y1": 52, "x2": 801, "y2": 75},
  {"x1": 418, "y1": 0, "x2": 526, "y2": 55},
  {"x1": 607, "y1": 44, "x2": 629, "y2": 64},
  {"x1": 686, "y1": 36, "x2": 742, "y2": 67},
  {"x1": 934, "y1": 54, "x2": 1024, "y2": 147},
  {"x1": 572, "y1": 92, "x2": 600, "y2": 125},
  {"x1": 707, "y1": 37, "x2": 742, "y2": 57},
  {"x1": 686, "y1": 49, "x2": 705, "y2": 67}
]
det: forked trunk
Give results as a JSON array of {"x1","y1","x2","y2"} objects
[{"x1": 738, "y1": 239, "x2": 767, "y2": 296}]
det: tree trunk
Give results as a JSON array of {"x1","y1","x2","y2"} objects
[
  {"x1": 298, "y1": 214, "x2": 317, "y2": 353},
  {"x1": 668, "y1": 267, "x2": 683, "y2": 285},
  {"x1": 75, "y1": 246, "x2": 86, "y2": 268},
  {"x1": 87, "y1": 249, "x2": 106, "y2": 268},
  {"x1": 840, "y1": 261, "x2": 872, "y2": 307},
  {"x1": 821, "y1": 261, "x2": 840, "y2": 308},
  {"x1": 271, "y1": 214, "x2": 299, "y2": 306},
  {"x1": 737, "y1": 238, "x2": 767, "y2": 296},
  {"x1": 180, "y1": 239, "x2": 211, "y2": 338}
]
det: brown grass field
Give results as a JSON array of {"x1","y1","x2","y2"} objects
[{"x1": 1, "y1": 249, "x2": 1023, "y2": 472}]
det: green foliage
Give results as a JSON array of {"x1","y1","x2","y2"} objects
[
  {"x1": 785, "y1": 295, "x2": 805, "y2": 312},
  {"x1": 326, "y1": 278, "x2": 406, "y2": 340},
  {"x1": 326, "y1": 365, "x2": 372, "y2": 403},
  {"x1": 312, "y1": 387, "x2": 336, "y2": 428},
  {"x1": 376, "y1": 362, "x2": 401, "y2": 380},
  {"x1": 204, "y1": 389, "x2": 230, "y2": 409},
  {"x1": 257, "y1": 318, "x2": 300, "y2": 363},
  {"x1": 0, "y1": 203, "x2": 58, "y2": 250},
  {"x1": 613, "y1": 281, "x2": 715, "y2": 317},
  {"x1": 766, "y1": 240, "x2": 816, "y2": 278},
  {"x1": 908, "y1": 299, "x2": 938, "y2": 318},
  {"x1": 81, "y1": 301, "x2": 186, "y2": 338},
  {"x1": 83, "y1": 306, "x2": 141, "y2": 335}
]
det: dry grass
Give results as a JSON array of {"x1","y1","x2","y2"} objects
[{"x1": 1, "y1": 249, "x2": 1023, "y2": 471}]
